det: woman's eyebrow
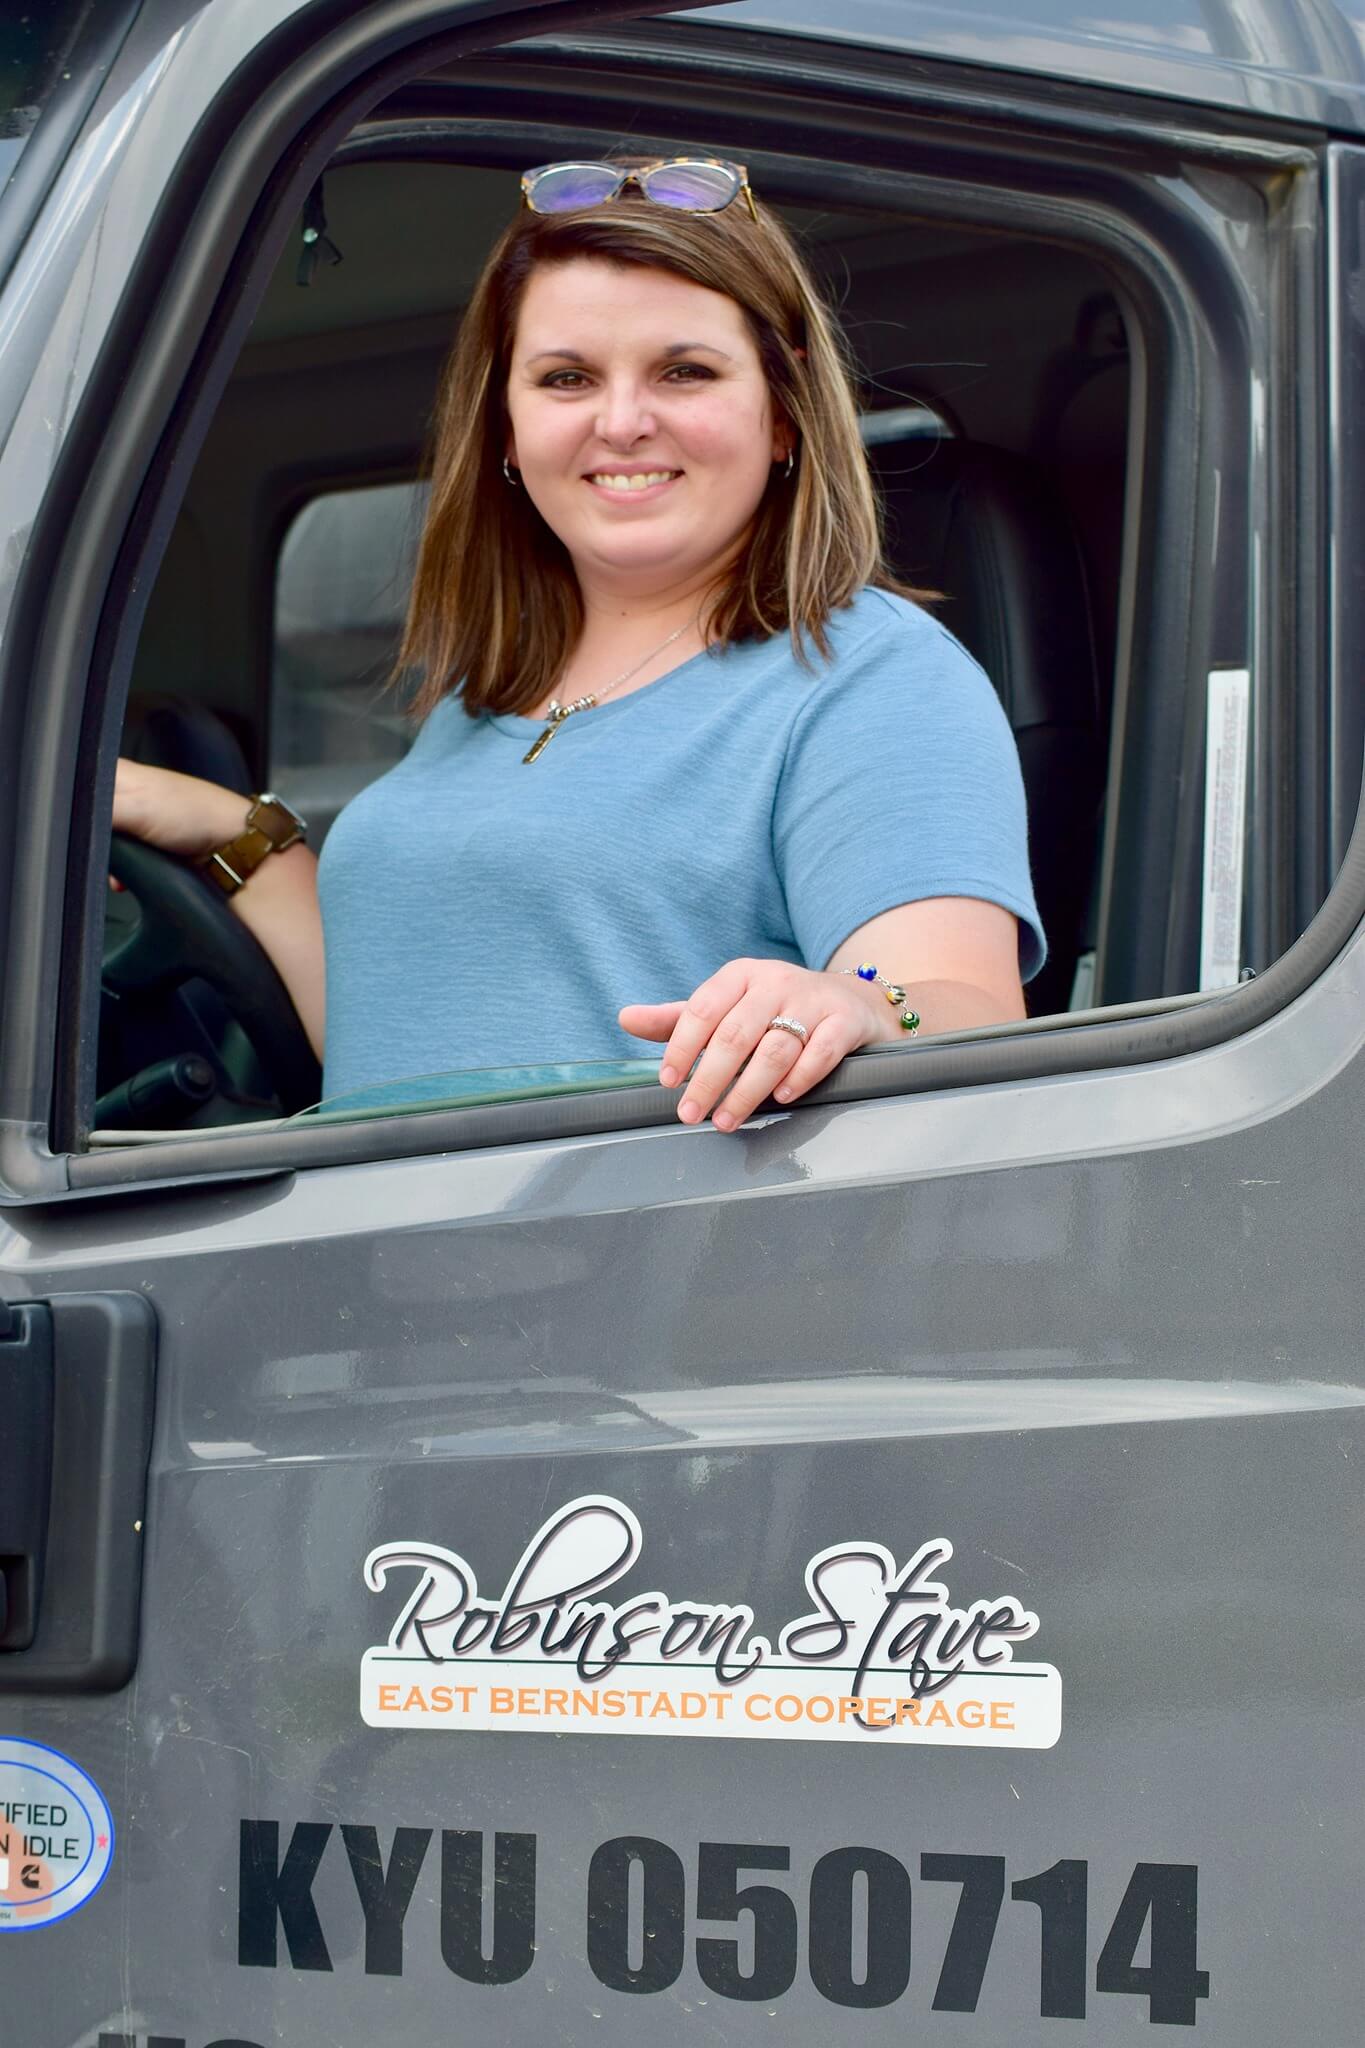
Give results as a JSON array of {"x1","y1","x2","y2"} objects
[
  {"x1": 522, "y1": 342, "x2": 736, "y2": 366},
  {"x1": 662, "y1": 342, "x2": 734, "y2": 361}
]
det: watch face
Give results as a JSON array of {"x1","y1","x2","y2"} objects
[{"x1": 252, "y1": 794, "x2": 306, "y2": 846}]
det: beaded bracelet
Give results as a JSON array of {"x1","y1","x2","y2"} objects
[{"x1": 841, "y1": 962, "x2": 921, "y2": 1034}]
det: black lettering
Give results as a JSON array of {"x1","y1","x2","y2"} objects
[
  {"x1": 658, "y1": 1609, "x2": 709, "y2": 1659},
  {"x1": 340, "y1": 1825, "x2": 431, "y2": 1977},
  {"x1": 439, "y1": 1829, "x2": 537, "y2": 1984},
  {"x1": 493, "y1": 1500, "x2": 637, "y2": 1657},
  {"x1": 20, "y1": 1862, "x2": 40, "y2": 1889},
  {"x1": 602, "y1": 1596, "x2": 664, "y2": 1668},
  {"x1": 921, "y1": 1852, "x2": 1005, "y2": 2012},
  {"x1": 237, "y1": 1819, "x2": 333, "y2": 1971},
  {"x1": 695, "y1": 1842, "x2": 797, "y2": 2002},
  {"x1": 852, "y1": 1543, "x2": 957, "y2": 1707},
  {"x1": 540, "y1": 1601, "x2": 608, "y2": 1671},
  {"x1": 586, "y1": 1836, "x2": 685, "y2": 1994},
  {"x1": 955, "y1": 1602, "x2": 1035, "y2": 1667},
  {"x1": 448, "y1": 1606, "x2": 498, "y2": 1655},
  {"x1": 1096, "y1": 1863, "x2": 1210, "y2": 2026},
  {"x1": 808, "y1": 1847, "x2": 911, "y2": 2009},
  {"x1": 696, "y1": 1611, "x2": 761, "y2": 1685},
  {"x1": 782, "y1": 1553, "x2": 862, "y2": 1663},
  {"x1": 1012, "y1": 1859, "x2": 1088, "y2": 2019}
]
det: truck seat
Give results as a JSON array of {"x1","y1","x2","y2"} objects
[{"x1": 869, "y1": 439, "x2": 1105, "y2": 1014}]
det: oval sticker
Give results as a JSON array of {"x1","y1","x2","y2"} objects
[{"x1": 0, "y1": 1738, "x2": 114, "y2": 1930}]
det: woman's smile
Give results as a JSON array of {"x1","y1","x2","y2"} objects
[{"x1": 584, "y1": 467, "x2": 684, "y2": 500}]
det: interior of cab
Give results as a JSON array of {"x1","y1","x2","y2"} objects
[{"x1": 101, "y1": 40, "x2": 1137, "y2": 1137}]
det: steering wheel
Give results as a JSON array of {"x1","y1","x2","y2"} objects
[{"x1": 104, "y1": 833, "x2": 322, "y2": 1116}]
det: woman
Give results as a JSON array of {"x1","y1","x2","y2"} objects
[{"x1": 114, "y1": 155, "x2": 1044, "y2": 1130}]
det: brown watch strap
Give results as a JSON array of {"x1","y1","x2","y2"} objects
[{"x1": 201, "y1": 794, "x2": 306, "y2": 895}]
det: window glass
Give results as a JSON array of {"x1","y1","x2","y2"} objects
[
  {"x1": 270, "y1": 479, "x2": 429, "y2": 833},
  {"x1": 0, "y1": 3, "x2": 95, "y2": 203}
]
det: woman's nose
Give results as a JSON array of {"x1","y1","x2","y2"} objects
[{"x1": 596, "y1": 380, "x2": 657, "y2": 448}]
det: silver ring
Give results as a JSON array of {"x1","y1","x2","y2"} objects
[{"x1": 768, "y1": 1014, "x2": 808, "y2": 1044}]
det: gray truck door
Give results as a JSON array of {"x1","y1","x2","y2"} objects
[{"x1": 2, "y1": 6, "x2": 1364, "y2": 2046}]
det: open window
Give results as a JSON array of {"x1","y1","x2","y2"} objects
[{"x1": 32, "y1": 12, "x2": 1326, "y2": 1172}]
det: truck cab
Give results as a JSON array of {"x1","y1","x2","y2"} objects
[{"x1": 1, "y1": 2, "x2": 1364, "y2": 2040}]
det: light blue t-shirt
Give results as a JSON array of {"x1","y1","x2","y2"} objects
[{"x1": 317, "y1": 587, "x2": 1045, "y2": 1100}]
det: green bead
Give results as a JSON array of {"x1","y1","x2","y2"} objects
[{"x1": 900, "y1": 1010, "x2": 920, "y2": 1033}]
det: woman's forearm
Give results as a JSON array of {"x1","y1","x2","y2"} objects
[
  {"x1": 227, "y1": 841, "x2": 326, "y2": 1059},
  {"x1": 112, "y1": 760, "x2": 326, "y2": 1059}
]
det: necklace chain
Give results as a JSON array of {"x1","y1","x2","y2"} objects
[{"x1": 521, "y1": 616, "x2": 697, "y2": 765}]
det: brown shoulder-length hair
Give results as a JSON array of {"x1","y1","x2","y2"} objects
[{"x1": 398, "y1": 175, "x2": 921, "y2": 717}]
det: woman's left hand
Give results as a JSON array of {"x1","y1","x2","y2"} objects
[{"x1": 619, "y1": 959, "x2": 886, "y2": 1131}]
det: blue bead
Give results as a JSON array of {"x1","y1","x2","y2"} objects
[{"x1": 856, "y1": 963, "x2": 876, "y2": 979}]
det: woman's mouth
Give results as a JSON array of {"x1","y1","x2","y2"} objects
[{"x1": 585, "y1": 469, "x2": 682, "y2": 496}]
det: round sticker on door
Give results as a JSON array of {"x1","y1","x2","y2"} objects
[{"x1": 0, "y1": 1738, "x2": 114, "y2": 1930}]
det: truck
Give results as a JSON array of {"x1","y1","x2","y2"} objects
[{"x1": 2, "y1": 0, "x2": 1363, "y2": 2040}]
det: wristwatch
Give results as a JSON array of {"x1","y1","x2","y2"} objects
[{"x1": 201, "y1": 792, "x2": 308, "y2": 895}]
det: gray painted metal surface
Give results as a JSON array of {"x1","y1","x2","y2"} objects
[
  {"x1": 697, "y1": 0, "x2": 1365, "y2": 130},
  {"x1": 0, "y1": 1, "x2": 1362, "y2": 2044},
  {"x1": 4, "y1": 921, "x2": 1365, "y2": 2041}
]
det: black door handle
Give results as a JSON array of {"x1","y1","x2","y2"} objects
[
  {"x1": 0, "y1": 1292, "x2": 156, "y2": 1692},
  {"x1": 0, "y1": 1298, "x2": 55, "y2": 1648}
]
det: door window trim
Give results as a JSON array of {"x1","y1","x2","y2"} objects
[{"x1": 0, "y1": 4, "x2": 1341, "y2": 1198}]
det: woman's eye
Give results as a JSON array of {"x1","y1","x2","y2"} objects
[
  {"x1": 662, "y1": 363, "x2": 714, "y2": 383},
  {"x1": 541, "y1": 369, "x2": 589, "y2": 389}
]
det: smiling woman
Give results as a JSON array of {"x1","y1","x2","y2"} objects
[{"x1": 112, "y1": 155, "x2": 1043, "y2": 1129}]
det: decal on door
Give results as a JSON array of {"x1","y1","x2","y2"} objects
[
  {"x1": 0, "y1": 1737, "x2": 114, "y2": 1930},
  {"x1": 359, "y1": 1495, "x2": 1062, "y2": 1747}
]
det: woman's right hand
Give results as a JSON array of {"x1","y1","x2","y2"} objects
[{"x1": 113, "y1": 757, "x2": 251, "y2": 861}]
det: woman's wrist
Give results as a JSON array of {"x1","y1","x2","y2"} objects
[{"x1": 835, "y1": 963, "x2": 921, "y2": 1041}]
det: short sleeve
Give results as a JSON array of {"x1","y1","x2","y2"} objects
[{"x1": 771, "y1": 598, "x2": 1046, "y2": 980}]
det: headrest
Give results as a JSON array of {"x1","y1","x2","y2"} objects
[{"x1": 869, "y1": 438, "x2": 1100, "y2": 740}]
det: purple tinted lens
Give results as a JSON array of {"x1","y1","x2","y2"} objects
[
  {"x1": 641, "y1": 162, "x2": 740, "y2": 211},
  {"x1": 528, "y1": 164, "x2": 621, "y2": 212}
]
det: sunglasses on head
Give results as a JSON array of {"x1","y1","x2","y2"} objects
[{"x1": 521, "y1": 157, "x2": 759, "y2": 223}]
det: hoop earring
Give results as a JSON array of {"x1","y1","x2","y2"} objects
[
  {"x1": 502, "y1": 457, "x2": 520, "y2": 486},
  {"x1": 783, "y1": 449, "x2": 795, "y2": 480}
]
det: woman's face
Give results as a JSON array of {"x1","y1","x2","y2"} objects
[{"x1": 505, "y1": 256, "x2": 786, "y2": 598}]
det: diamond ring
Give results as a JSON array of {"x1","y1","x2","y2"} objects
[{"x1": 767, "y1": 1015, "x2": 808, "y2": 1044}]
